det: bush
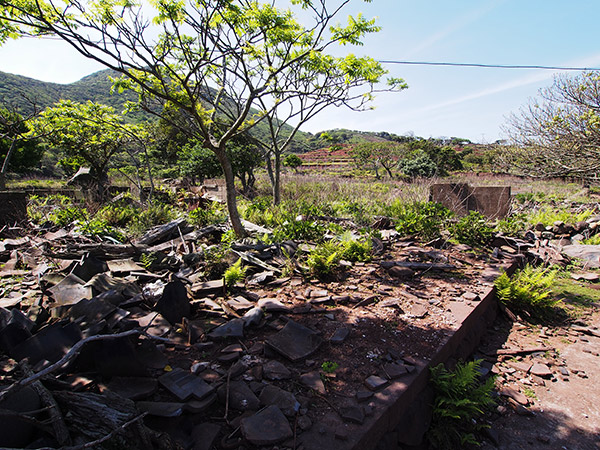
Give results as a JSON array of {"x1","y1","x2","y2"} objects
[
  {"x1": 387, "y1": 201, "x2": 453, "y2": 240},
  {"x1": 27, "y1": 194, "x2": 87, "y2": 227},
  {"x1": 495, "y1": 265, "x2": 561, "y2": 320},
  {"x1": 188, "y1": 203, "x2": 227, "y2": 227},
  {"x1": 495, "y1": 214, "x2": 528, "y2": 237},
  {"x1": 450, "y1": 211, "x2": 493, "y2": 246},
  {"x1": 128, "y1": 202, "x2": 177, "y2": 235},
  {"x1": 306, "y1": 241, "x2": 342, "y2": 278},
  {"x1": 399, "y1": 151, "x2": 437, "y2": 178},
  {"x1": 427, "y1": 360, "x2": 496, "y2": 450}
]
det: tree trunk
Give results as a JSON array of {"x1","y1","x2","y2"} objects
[
  {"x1": 215, "y1": 148, "x2": 246, "y2": 238},
  {"x1": 265, "y1": 153, "x2": 275, "y2": 191},
  {"x1": 0, "y1": 138, "x2": 17, "y2": 190},
  {"x1": 273, "y1": 151, "x2": 281, "y2": 205}
]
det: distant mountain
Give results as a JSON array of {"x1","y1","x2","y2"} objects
[{"x1": 0, "y1": 69, "x2": 150, "y2": 119}]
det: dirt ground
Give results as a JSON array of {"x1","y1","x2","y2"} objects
[{"x1": 479, "y1": 309, "x2": 600, "y2": 450}]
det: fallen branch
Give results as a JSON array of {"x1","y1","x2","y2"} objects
[{"x1": 0, "y1": 329, "x2": 141, "y2": 403}]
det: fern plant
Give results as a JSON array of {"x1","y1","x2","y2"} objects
[
  {"x1": 224, "y1": 258, "x2": 246, "y2": 288},
  {"x1": 495, "y1": 265, "x2": 560, "y2": 320},
  {"x1": 427, "y1": 360, "x2": 496, "y2": 450}
]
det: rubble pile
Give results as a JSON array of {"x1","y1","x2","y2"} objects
[{"x1": 0, "y1": 212, "x2": 587, "y2": 450}]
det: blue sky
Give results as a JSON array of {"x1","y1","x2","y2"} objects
[{"x1": 1, "y1": 0, "x2": 600, "y2": 142}]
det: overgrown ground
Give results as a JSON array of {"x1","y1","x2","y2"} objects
[{"x1": 2, "y1": 170, "x2": 600, "y2": 449}]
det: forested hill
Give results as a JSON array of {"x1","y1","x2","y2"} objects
[{"x1": 0, "y1": 69, "x2": 149, "y2": 118}]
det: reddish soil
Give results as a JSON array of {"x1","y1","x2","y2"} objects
[{"x1": 479, "y1": 310, "x2": 600, "y2": 450}]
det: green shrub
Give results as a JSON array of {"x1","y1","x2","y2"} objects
[
  {"x1": 77, "y1": 217, "x2": 125, "y2": 241},
  {"x1": 224, "y1": 258, "x2": 246, "y2": 288},
  {"x1": 95, "y1": 203, "x2": 138, "y2": 227},
  {"x1": 495, "y1": 265, "x2": 561, "y2": 320},
  {"x1": 399, "y1": 151, "x2": 437, "y2": 178},
  {"x1": 427, "y1": 360, "x2": 496, "y2": 450},
  {"x1": 128, "y1": 202, "x2": 177, "y2": 235},
  {"x1": 306, "y1": 241, "x2": 342, "y2": 278},
  {"x1": 27, "y1": 194, "x2": 86, "y2": 226},
  {"x1": 338, "y1": 237, "x2": 372, "y2": 262},
  {"x1": 387, "y1": 201, "x2": 453, "y2": 240},
  {"x1": 450, "y1": 211, "x2": 493, "y2": 246},
  {"x1": 495, "y1": 214, "x2": 528, "y2": 237},
  {"x1": 272, "y1": 214, "x2": 325, "y2": 242},
  {"x1": 188, "y1": 203, "x2": 227, "y2": 227}
]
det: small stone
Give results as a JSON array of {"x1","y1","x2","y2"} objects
[
  {"x1": 356, "y1": 390, "x2": 373, "y2": 402},
  {"x1": 263, "y1": 360, "x2": 292, "y2": 380},
  {"x1": 300, "y1": 371, "x2": 326, "y2": 394},
  {"x1": 388, "y1": 266, "x2": 415, "y2": 279},
  {"x1": 266, "y1": 320, "x2": 323, "y2": 362},
  {"x1": 500, "y1": 387, "x2": 528, "y2": 405},
  {"x1": 382, "y1": 363, "x2": 408, "y2": 380},
  {"x1": 259, "y1": 385, "x2": 300, "y2": 417},
  {"x1": 217, "y1": 380, "x2": 260, "y2": 411},
  {"x1": 530, "y1": 363, "x2": 552, "y2": 378},
  {"x1": 240, "y1": 405, "x2": 293, "y2": 445},
  {"x1": 335, "y1": 427, "x2": 349, "y2": 441},
  {"x1": 207, "y1": 318, "x2": 244, "y2": 340},
  {"x1": 258, "y1": 298, "x2": 289, "y2": 312},
  {"x1": 340, "y1": 405, "x2": 365, "y2": 424},
  {"x1": 364, "y1": 375, "x2": 388, "y2": 391},
  {"x1": 242, "y1": 307, "x2": 264, "y2": 328},
  {"x1": 297, "y1": 415, "x2": 312, "y2": 431},
  {"x1": 461, "y1": 292, "x2": 480, "y2": 302},
  {"x1": 330, "y1": 328, "x2": 350, "y2": 345}
]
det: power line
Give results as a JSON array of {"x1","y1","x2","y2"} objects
[{"x1": 378, "y1": 60, "x2": 600, "y2": 71}]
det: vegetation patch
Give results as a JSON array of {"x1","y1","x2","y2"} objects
[
  {"x1": 427, "y1": 360, "x2": 496, "y2": 450},
  {"x1": 495, "y1": 265, "x2": 561, "y2": 321}
]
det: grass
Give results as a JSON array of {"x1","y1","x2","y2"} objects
[{"x1": 551, "y1": 275, "x2": 600, "y2": 317}]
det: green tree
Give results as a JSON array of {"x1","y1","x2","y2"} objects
[
  {"x1": 283, "y1": 153, "x2": 303, "y2": 172},
  {"x1": 350, "y1": 141, "x2": 408, "y2": 178},
  {"x1": 0, "y1": 105, "x2": 43, "y2": 189},
  {"x1": 504, "y1": 71, "x2": 600, "y2": 181},
  {"x1": 30, "y1": 100, "x2": 143, "y2": 200},
  {"x1": 1, "y1": 0, "x2": 403, "y2": 235}
]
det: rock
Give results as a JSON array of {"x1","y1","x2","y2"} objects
[
  {"x1": 240, "y1": 405, "x2": 293, "y2": 446},
  {"x1": 263, "y1": 360, "x2": 292, "y2": 380},
  {"x1": 106, "y1": 377, "x2": 158, "y2": 400},
  {"x1": 561, "y1": 245, "x2": 600, "y2": 268},
  {"x1": 191, "y1": 422, "x2": 221, "y2": 450},
  {"x1": 242, "y1": 307, "x2": 264, "y2": 328},
  {"x1": 300, "y1": 371, "x2": 326, "y2": 394},
  {"x1": 259, "y1": 385, "x2": 300, "y2": 417},
  {"x1": 155, "y1": 279, "x2": 191, "y2": 325},
  {"x1": 339, "y1": 405, "x2": 365, "y2": 424},
  {"x1": 48, "y1": 274, "x2": 93, "y2": 306},
  {"x1": 12, "y1": 320, "x2": 82, "y2": 366},
  {"x1": 462, "y1": 292, "x2": 480, "y2": 302},
  {"x1": 530, "y1": 363, "x2": 552, "y2": 378},
  {"x1": 185, "y1": 393, "x2": 217, "y2": 414},
  {"x1": 257, "y1": 297, "x2": 289, "y2": 312},
  {"x1": 297, "y1": 415, "x2": 312, "y2": 431},
  {"x1": 227, "y1": 296, "x2": 255, "y2": 312},
  {"x1": 382, "y1": 362, "x2": 409, "y2": 379},
  {"x1": 159, "y1": 368, "x2": 215, "y2": 401},
  {"x1": 330, "y1": 327, "x2": 350, "y2": 344},
  {"x1": 207, "y1": 318, "x2": 244, "y2": 340},
  {"x1": 388, "y1": 266, "x2": 415, "y2": 279},
  {"x1": 217, "y1": 380, "x2": 260, "y2": 411},
  {"x1": 355, "y1": 390, "x2": 373, "y2": 402},
  {"x1": 364, "y1": 375, "x2": 388, "y2": 391},
  {"x1": 266, "y1": 320, "x2": 323, "y2": 362},
  {"x1": 500, "y1": 387, "x2": 529, "y2": 405}
]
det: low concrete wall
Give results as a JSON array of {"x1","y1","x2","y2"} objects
[
  {"x1": 0, "y1": 191, "x2": 28, "y2": 226},
  {"x1": 430, "y1": 183, "x2": 511, "y2": 219}
]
